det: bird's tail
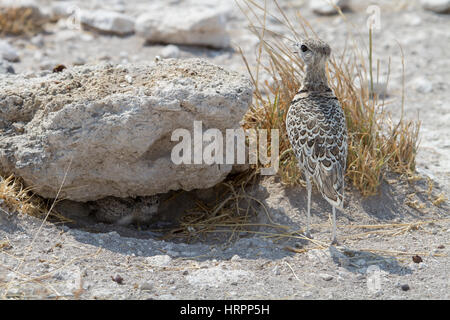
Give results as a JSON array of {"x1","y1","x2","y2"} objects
[{"x1": 314, "y1": 162, "x2": 345, "y2": 209}]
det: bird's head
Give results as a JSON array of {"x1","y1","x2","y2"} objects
[{"x1": 293, "y1": 38, "x2": 331, "y2": 68}]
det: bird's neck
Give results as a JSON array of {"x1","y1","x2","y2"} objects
[{"x1": 301, "y1": 63, "x2": 330, "y2": 92}]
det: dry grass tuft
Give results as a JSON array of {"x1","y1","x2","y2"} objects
[
  {"x1": 238, "y1": 0, "x2": 420, "y2": 196},
  {"x1": 0, "y1": 174, "x2": 70, "y2": 222}
]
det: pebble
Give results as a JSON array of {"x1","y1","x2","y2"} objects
[
  {"x1": 0, "y1": 40, "x2": 20, "y2": 62},
  {"x1": 355, "y1": 259, "x2": 367, "y2": 267},
  {"x1": 40, "y1": 60, "x2": 57, "y2": 71},
  {"x1": 418, "y1": 262, "x2": 428, "y2": 269},
  {"x1": 125, "y1": 74, "x2": 133, "y2": 84},
  {"x1": 319, "y1": 273, "x2": 333, "y2": 281},
  {"x1": 230, "y1": 254, "x2": 240, "y2": 261},
  {"x1": 31, "y1": 35, "x2": 44, "y2": 47},
  {"x1": 73, "y1": 57, "x2": 86, "y2": 66},
  {"x1": 272, "y1": 265, "x2": 281, "y2": 276},
  {"x1": 140, "y1": 281, "x2": 153, "y2": 291},
  {"x1": 160, "y1": 45, "x2": 181, "y2": 59},
  {"x1": 412, "y1": 77, "x2": 433, "y2": 93},
  {"x1": 80, "y1": 10, "x2": 135, "y2": 36},
  {"x1": 0, "y1": 59, "x2": 15, "y2": 74},
  {"x1": 401, "y1": 284, "x2": 410, "y2": 291},
  {"x1": 145, "y1": 255, "x2": 172, "y2": 267}
]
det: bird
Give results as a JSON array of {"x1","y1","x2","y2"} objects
[
  {"x1": 286, "y1": 38, "x2": 348, "y2": 245},
  {"x1": 89, "y1": 195, "x2": 160, "y2": 226}
]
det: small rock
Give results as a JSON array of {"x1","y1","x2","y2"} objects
[
  {"x1": 408, "y1": 14, "x2": 422, "y2": 26},
  {"x1": 160, "y1": 45, "x2": 180, "y2": 59},
  {"x1": 310, "y1": 0, "x2": 349, "y2": 16},
  {"x1": 125, "y1": 74, "x2": 133, "y2": 84},
  {"x1": 272, "y1": 266, "x2": 280, "y2": 276},
  {"x1": 80, "y1": 10, "x2": 135, "y2": 36},
  {"x1": 356, "y1": 274, "x2": 366, "y2": 280},
  {"x1": 230, "y1": 254, "x2": 240, "y2": 262},
  {"x1": 145, "y1": 255, "x2": 172, "y2": 267},
  {"x1": 355, "y1": 259, "x2": 367, "y2": 267},
  {"x1": 421, "y1": 0, "x2": 450, "y2": 14},
  {"x1": 0, "y1": 59, "x2": 15, "y2": 74},
  {"x1": 30, "y1": 34, "x2": 44, "y2": 47},
  {"x1": 294, "y1": 242, "x2": 303, "y2": 249},
  {"x1": 80, "y1": 33, "x2": 94, "y2": 42},
  {"x1": 186, "y1": 267, "x2": 253, "y2": 288},
  {"x1": 12, "y1": 122, "x2": 24, "y2": 133},
  {"x1": 39, "y1": 59, "x2": 57, "y2": 70},
  {"x1": 73, "y1": 57, "x2": 86, "y2": 66},
  {"x1": 156, "y1": 294, "x2": 177, "y2": 300},
  {"x1": 401, "y1": 284, "x2": 410, "y2": 291},
  {"x1": 0, "y1": 40, "x2": 19, "y2": 62},
  {"x1": 418, "y1": 262, "x2": 428, "y2": 269},
  {"x1": 111, "y1": 275, "x2": 124, "y2": 284},
  {"x1": 437, "y1": 245, "x2": 445, "y2": 249},
  {"x1": 140, "y1": 281, "x2": 153, "y2": 291},
  {"x1": 319, "y1": 273, "x2": 333, "y2": 281},
  {"x1": 412, "y1": 77, "x2": 433, "y2": 94},
  {"x1": 49, "y1": 1, "x2": 78, "y2": 21},
  {"x1": 412, "y1": 255, "x2": 423, "y2": 263}
]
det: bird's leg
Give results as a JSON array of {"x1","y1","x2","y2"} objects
[
  {"x1": 305, "y1": 176, "x2": 312, "y2": 239},
  {"x1": 331, "y1": 205, "x2": 338, "y2": 245}
]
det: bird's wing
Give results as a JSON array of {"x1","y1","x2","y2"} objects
[{"x1": 287, "y1": 95, "x2": 347, "y2": 208}]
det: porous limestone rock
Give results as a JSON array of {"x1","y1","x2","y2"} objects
[{"x1": 0, "y1": 59, "x2": 253, "y2": 201}]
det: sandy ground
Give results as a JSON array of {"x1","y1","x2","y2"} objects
[{"x1": 0, "y1": 0, "x2": 449, "y2": 299}]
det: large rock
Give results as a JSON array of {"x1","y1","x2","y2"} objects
[
  {"x1": 0, "y1": 59, "x2": 253, "y2": 201},
  {"x1": 48, "y1": 1, "x2": 79, "y2": 22},
  {"x1": 136, "y1": 6, "x2": 230, "y2": 48},
  {"x1": 80, "y1": 10, "x2": 135, "y2": 36},
  {"x1": 0, "y1": 0, "x2": 49, "y2": 35},
  {"x1": 310, "y1": 0, "x2": 349, "y2": 15},
  {"x1": 421, "y1": 0, "x2": 450, "y2": 13}
]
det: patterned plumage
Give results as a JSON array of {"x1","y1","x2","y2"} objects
[
  {"x1": 287, "y1": 91, "x2": 347, "y2": 207},
  {"x1": 286, "y1": 38, "x2": 348, "y2": 244}
]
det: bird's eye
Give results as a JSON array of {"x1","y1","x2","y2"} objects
[{"x1": 300, "y1": 45, "x2": 308, "y2": 52}]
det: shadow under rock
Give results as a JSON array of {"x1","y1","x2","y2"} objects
[
  {"x1": 57, "y1": 182, "x2": 301, "y2": 261},
  {"x1": 0, "y1": 210, "x2": 25, "y2": 233}
]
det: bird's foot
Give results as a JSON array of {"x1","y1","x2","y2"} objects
[{"x1": 330, "y1": 238, "x2": 339, "y2": 246}]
